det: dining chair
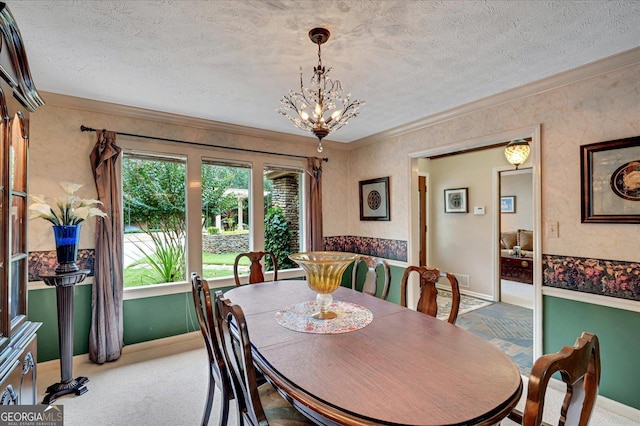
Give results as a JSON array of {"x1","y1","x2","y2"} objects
[
  {"x1": 214, "y1": 292, "x2": 314, "y2": 425},
  {"x1": 400, "y1": 265, "x2": 461, "y2": 324},
  {"x1": 233, "y1": 251, "x2": 279, "y2": 286},
  {"x1": 351, "y1": 255, "x2": 390, "y2": 300},
  {"x1": 507, "y1": 331, "x2": 601, "y2": 426},
  {"x1": 189, "y1": 273, "x2": 232, "y2": 426}
]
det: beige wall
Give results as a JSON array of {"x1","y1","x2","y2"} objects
[
  {"x1": 347, "y1": 63, "x2": 640, "y2": 268},
  {"x1": 419, "y1": 147, "x2": 505, "y2": 295},
  {"x1": 27, "y1": 101, "x2": 352, "y2": 252},
  {"x1": 501, "y1": 169, "x2": 533, "y2": 232},
  {"x1": 28, "y1": 61, "x2": 640, "y2": 274}
]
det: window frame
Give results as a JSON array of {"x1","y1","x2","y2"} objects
[
  {"x1": 121, "y1": 150, "x2": 188, "y2": 290},
  {"x1": 263, "y1": 163, "x2": 306, "y2": 268},
  {"x1": 118, "y1": 137, "x2": 307, "y2": 300}
]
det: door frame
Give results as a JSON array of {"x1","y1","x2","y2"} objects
[
  {"x1": 418, "y1": 173, "x2": 429, "y2": 266},
  {"x1": 408, "y1": 124, "x2": 542, "y2": 360},
  {"x1": 494, "y1": 166, "x2": 534, "y2": 306}
]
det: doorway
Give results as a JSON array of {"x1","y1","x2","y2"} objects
[
  {"x1": 498, "y1": 168, "x2": 534, "y2": 308},
  {"x1": 409, "y1": 125, "x2": 542, "y2": 360}
]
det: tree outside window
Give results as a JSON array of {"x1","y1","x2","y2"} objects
[{"x1": 122, "y1": 155, "x2": 187, "y2": 287}]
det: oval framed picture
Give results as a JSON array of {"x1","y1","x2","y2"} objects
[
  {"x1": 610, "y1": 161, "x2": 640, "y2": 201},
  {"x1": 581, "y1": 136, "x2": 640, "y2": 223}
]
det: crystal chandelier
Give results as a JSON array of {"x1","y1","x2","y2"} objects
[{"x1": 277, "y1": 28, "x2": 364, "y2": 152}]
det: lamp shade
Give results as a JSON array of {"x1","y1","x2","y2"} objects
[{"x1": 504, "y1": 139, "x2": 530, "y2": 169}]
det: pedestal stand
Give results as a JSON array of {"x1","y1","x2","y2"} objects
[{"x1": 40, "y1": 269, "x2": 90, "y2": 404}]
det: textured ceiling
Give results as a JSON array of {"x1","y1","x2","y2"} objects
[{"x1": 8, "y1": 0, "x2": 640, "y2": 142}]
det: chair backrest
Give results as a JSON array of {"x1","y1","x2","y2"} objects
[
  {"x1": 215, "y1": 291, "x2": 269, "y2": 426},
  {"x1": 510, "y1": 332, "x2": 601, "y2": 426},
  {"x1": 400, "y1": 265, "x2": 460, "y2": 324},
  {"x1": 234, "y1": 251, "x2": 279, "y2": 287},
  {"x1": 190, "y1": 273, "x2": 232, "y2": 425},
  {"x1": 351, "y1": 255, "x2": 390, "y2": 300}
]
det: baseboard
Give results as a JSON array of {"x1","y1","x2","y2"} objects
[
  {"x1": 37, "y1": 331, "x2": 203, "y2": 373},
  {"x1": 547, "y1": 377, "x2": 639, "y2": 421}
]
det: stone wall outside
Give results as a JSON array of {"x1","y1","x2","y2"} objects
[
  {"x1": 271, "y1": 174, "x2": 299, "y2": 253},
  {"x1": 203, "y1": 233, "x2": 249, "y2": 254}
]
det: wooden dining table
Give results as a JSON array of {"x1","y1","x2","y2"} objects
[{"x1": 224, "y1": 280, "x2": 523, "y2": 426}]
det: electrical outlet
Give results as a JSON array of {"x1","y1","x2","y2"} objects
[{"x1": 546, "y1": 221, "x2": 559, "y2": 238}]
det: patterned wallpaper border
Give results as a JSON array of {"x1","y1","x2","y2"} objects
[
  {"x1": 28, "y1": 249, "x2": 636, "y2": 302},
  {"x1": 324, "y1": 235, "x2": 407, "y2": 262},
  {"x1": 28, "y1": 249, "x2": 95, "y2": 281},
  {"x1": 543, "y1": 254, "x2": 639, "y2": 301}
]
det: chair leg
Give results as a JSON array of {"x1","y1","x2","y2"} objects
[
  {"x1": 201, "y1": 376, "x2": 215, "y2": 425},
  {"x1": 217, "y1": 390, "x2": 231, "y2": 426}
]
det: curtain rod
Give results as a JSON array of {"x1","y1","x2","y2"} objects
[{"x1": 80, "y1": 125, "x2": 328, "y2": 162}]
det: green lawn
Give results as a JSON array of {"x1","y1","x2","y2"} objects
[
  {"x1": 124, "y1": 252, "x2": 249, "y2": 287},
  {"x1": 202, "y1": 252, "x2": 249, "y2": 266}
]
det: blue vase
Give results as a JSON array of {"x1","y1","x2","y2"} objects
[{"x1": 53, "y1": 225, "x2": 81, "y2": 274}]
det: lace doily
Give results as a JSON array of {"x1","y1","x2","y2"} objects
[{"x1": 275, "y1": 300, "x2": 373, "y2": 334}]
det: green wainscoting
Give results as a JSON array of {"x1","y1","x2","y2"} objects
[
  {"x1": 28, "y1": 283, "x2": 235, "y2": 363},
  {"x1": 28, "y1": 274, "x2": 640, "y2": 412},
  {"x1": 543, "y1": 295, "x2": 640, "y2": 410},
  {"x1": 29, "y1": 284, "x2": 92, "y2": 362},
  {"x1": 123, "y1": 292, "x2": 201, "y2": 345}
]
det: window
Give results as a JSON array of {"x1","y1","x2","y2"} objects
[
  {"x1": 117, "y1": 136, "x2": 308, "y2": 294},
  {"x1": 122, "y1": 153, "x2": 187, "y2": 287},
  {"x1": 201, "y1": 160, "x2": 251, "y2": 280},
  {"x1": 264, "y1": 165, "x2": 303, "y2": 270}
]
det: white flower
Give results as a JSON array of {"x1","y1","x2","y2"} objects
[
  {"x1": 73, "y1": 207, "x2": 107, "y2": 221},
  {"x1": 78, "y1": 198, "x2": 103, "y2": 207},
  {"x1": 28, "y1": 182, "x2": 107, "y2": 225},
  {"x1": 30, "y1": 194, "x2": 47, "y2": 204},
  {"x1": 87, "y1": 207, "x2": 107, "y2": 219},
  {"x1": 60, "y1": 182, "x2": 83, "y2": 195},
  {"x1": 28, "y1": 203, "x2": 54, "y2": 219},
  {"x1": 72, "y1": 207, "x2": 90, "y2": 221}
]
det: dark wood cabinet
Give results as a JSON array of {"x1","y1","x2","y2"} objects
[
  {"x1": 0, "y1": 3, "x2": 44, "y2": 404},
  {"x1": 500, "y1": 256, "x2": 533, "y2": 285}
]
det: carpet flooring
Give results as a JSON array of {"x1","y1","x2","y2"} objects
[
  {"x1": 36, "y1": 300, "x2": 638, "y2": 425},
  {"x1": 37, "y1": 340, "x2": 638, "y2": 426}
]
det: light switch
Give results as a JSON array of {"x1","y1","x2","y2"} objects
[{"x1": 546, "y1": 221, "x2": 559, "y2": 238}]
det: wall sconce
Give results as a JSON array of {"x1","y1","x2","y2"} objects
[{"x1": 504, "y1": 138, "x2": 530, "y2": 169}]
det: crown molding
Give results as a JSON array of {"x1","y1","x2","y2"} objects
[
  {"x1": 40, "y1": 91, "x2": 351, "y2": 149},
  {"x1": 40, "y1": 46, "x2": 640, "y2": 152},
  {"x1": 349, "y1": 47, "x2": 640, "y2": 150}
]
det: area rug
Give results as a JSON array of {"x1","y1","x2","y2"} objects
[
  {"x1": 436, "y1": 289, "x2": 492, "y2": 321},
  {"x1": 454, "y1": 302, "x2": 533, "y2": 376}
]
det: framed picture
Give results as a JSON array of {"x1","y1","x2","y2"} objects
[
  {"x1": 581, "y1": 136, "x2": 640, "y2": 223},
  {"x1": 500, "y1": 196, "x2": 516, "y2": 213},
  {"x1": 444, "y1": 188, "x2": 468, "y2": 213},
  {"x1": 359, "y1": 177, "x2": 390, "y2": 221}
]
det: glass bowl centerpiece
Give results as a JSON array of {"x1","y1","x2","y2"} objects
[{"x1": 289, "y1": 251, "x2": 358, "y2": 320}]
